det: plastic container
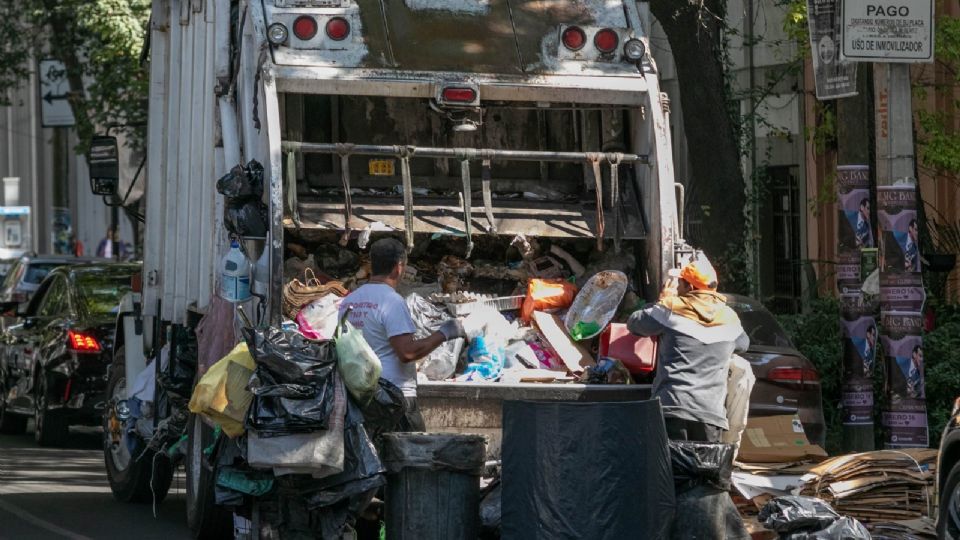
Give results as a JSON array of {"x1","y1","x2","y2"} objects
[
  {"x1": 446, "y1": 295, "x2": 524, "y2": 316},
  {"x1": 382, "y1": 433, "x2": 486, "y2": 540},
  {"x1": 599, "y1": 323, "x2": 658, "y2": 373},
  {"x1": 563, "y1": 270, "x2": 628, "y2": 340},
  {"x1": 220, "y1": 240, "x2": 251, "y2": 302}
]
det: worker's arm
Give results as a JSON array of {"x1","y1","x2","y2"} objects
[
  {"x1": 734, "y1": 331, "x2": 750, "y2": 354},
  {"x1": 626, "y1": 306, "x2": 664, "y2": 337},
  {"x1": 390, "y1": 332, "x2": 447, "y2": 363},
  {"x1": 389, "y1": 319, "x2": 466, "y2": 363}
]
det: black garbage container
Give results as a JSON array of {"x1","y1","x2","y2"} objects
[{"x1": 381, "y1": 433, "x2": 486, "y2": 540}]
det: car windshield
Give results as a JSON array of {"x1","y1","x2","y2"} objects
[
  {"x1": 24, "y1": 263, "x2": 64, "y2": 285},
  {"x1": 725, "y1": 297, "x2": 794, "y2": 349},
  {"x1": 74, "y1": 268, "x2": 135, "y2": 316}
]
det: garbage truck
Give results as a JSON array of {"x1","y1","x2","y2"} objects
[{"x1": 100, "y1": 0, "x2": 681, "y2": 536}]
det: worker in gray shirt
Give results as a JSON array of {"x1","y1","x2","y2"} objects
[{"x1": 628, "y1": 253, "x2": 749, "y2": 442}]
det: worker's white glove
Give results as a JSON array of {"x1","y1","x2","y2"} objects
[{"x1": 438, "y1": 319, "x2": 467, "y2": 341}]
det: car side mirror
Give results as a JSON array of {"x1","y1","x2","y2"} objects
[{"x1": 88, "y1": 136, "x2": 120, "y2": 196}]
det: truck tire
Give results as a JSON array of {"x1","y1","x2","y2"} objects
[
  {"x1": 34, "y1": 371, "x2": 69, "y2": 447},
  {"x1": 0, "y1": 377, "x2": 27, "y2": 434},
  {"x1": 185, "y1": 414, "x2": 233, "y2": 539},
  {"x1": 103, "y1": 353, "x2": 173, "y2": 504},
  {"x1": 939, "y1": 461, "x2": 960, "y2": 539}
]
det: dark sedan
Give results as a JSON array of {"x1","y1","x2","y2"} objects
[
  {"x1": 0, "y1": 263, "x2": 137, "y2": 446},
  {"x1": 938, "y1": 398, "x2": 960, "y2": 538},
  {"x1": 727, "y1": 294, "x2": 826, "y2": 447}
]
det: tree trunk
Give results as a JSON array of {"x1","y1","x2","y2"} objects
[{"x1": 650, "y1": 1, "x2": 746, "y2": 268}]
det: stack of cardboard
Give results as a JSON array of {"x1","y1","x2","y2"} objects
[
  {"x1": 797, "y1": 449, "x2": 938, "y2": 523},
  {"x1": 865, "y1": 517, "x2": 937, "y2": 539}
]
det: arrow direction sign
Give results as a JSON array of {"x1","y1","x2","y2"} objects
[{"x1": 38, "y1": 59, "x2": 75, "y2": 127}]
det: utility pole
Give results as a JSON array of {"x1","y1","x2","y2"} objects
[{"x1": 837, "y1": 67, "x2": 876, "y2": 452}]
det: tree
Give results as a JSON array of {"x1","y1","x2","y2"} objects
[
  {"x1": 0, "y1": 0, "x2": 151, "y2": 153},
  {"x1": 650, "y1": 0, "x2": 748, "y2": 283}
]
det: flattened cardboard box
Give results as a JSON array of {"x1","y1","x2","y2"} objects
[{"x1": 738, "y1": 414, "x2": 828, "y2": 463}]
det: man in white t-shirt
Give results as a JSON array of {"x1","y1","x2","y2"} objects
[{"x1": 339, "y1": 238, "x2": 466, "y2": 430}]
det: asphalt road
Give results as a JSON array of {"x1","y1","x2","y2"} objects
[{"x1": 0, "y1": 424, "x2": 192, "y2": 540}]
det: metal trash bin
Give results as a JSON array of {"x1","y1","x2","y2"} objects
[{"x1": 381, "y1": 433, "x2": 486, "y2": 540}]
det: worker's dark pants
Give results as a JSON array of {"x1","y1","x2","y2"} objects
[{"x1": 665, "y1": 418, "x2": 723, "y2": 443}]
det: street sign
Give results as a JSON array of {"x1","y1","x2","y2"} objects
[
  {"x1": 38, "y1": 59, "x2": 76, "y2": 127},
  {"x1": 841, "y1": 0, "x2": 934, "y2": 62}
]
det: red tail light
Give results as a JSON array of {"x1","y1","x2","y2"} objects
[
  {"x1": 767, "y1": 367, "x2": 819, "y2": 385},
  {"x1": 561, "y1": 26, "x2": 586, "y2": 51},
  {"x1": 292, "y1": 16, "x2": 318, "y2": 40},
  {"x1": 442, "y1": 87, "x2": 477, "y2": 103},
  {"x1": 325, "y1": 17, "x2": 350, "y2": 41},
  {"x1": 594, "y1": 28, "x2": 619, "y2": 53},
  {"x1": 131, "y1": 272, "x2": 143, "y2": 293},
  {"x1": 68, "y1": 330, "x2": 102, "y2": 353}
]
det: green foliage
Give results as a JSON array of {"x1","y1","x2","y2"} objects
[
  {"x1": 777, "y1": 297, "x2": 844, "y2": 453},
  {"x1": 914, "y1": 11, "x2": 960, "y2": 178},
  {"x1": 0, "y1": 0, "x2": 150, "y2": 152},
  {"x1": 923, "y1": 302, "x2": 960, "y2": 445}
]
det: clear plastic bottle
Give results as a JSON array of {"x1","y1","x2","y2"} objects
[{"x1": 220, "y1": 240, "x2": 251, "y2": 302}]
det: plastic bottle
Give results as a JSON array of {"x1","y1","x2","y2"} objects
[{"x1": 220, "y1": 240, "x2": 251, "y2": 302}]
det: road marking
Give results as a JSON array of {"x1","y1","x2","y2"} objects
[{"x1": 0, "y1": 498, "x2": 92, "y2": 540}]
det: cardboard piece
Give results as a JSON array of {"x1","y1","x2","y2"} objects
[
  {"x1": 736, "y1": 415, "x2": 828, "y2": 463},
  {"x1": 533, "y1": 311, "x2": 595, "y2": 373}
]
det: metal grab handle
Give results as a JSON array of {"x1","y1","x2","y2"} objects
[
  {"x1": 460, "y1": 160, "x2": 474, "y2": 258},
  {"x1": 399, "y1": 147, "x2": 415, "y2": 251},
  {"x1": 481, "y1": 160, "x2": 496, "y2": 233},
  {"x1": 588, "y1": 153, "x2": 604, "y2": 252},
  {"x1": 609, "y1": 154, "x2": 623, "y2": 253},
  {"x1": 336, "y1": 143, "x2": 355, "y2": 230}
]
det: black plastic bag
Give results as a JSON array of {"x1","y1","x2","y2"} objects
[
  {"x1": 479, "y1": 480, "x2": 502, "y2": 538},
  {"x1": 793, "y1": 516, "x2": 871, "y2": 540},
  {"x1": 244, "y1": 327, "x2": 337, "y2": 385},
  {"x1": 381, "y1": 432, "x2": 486, "y2": 475},
  {"x1": 360, "y1": 378, "x2": 406, "y2": 443},
  {"x1": 246, "y1": 367, "x2": 337, "y2": 437},
  {"x1": 224, "y1": 199, "x2": 269, "y2": 237},
  {"x1": 669, "y1": 440, "x2": 736, "y2": 492},
  {"x1": 159, "y1": 325, "x2": 198, "y2": 400},
  {"x1": 217, "y1": 160, "x2": 264, "y2": 201},
  {"x1": 759, "y1": 496, "x2": 841, "y2": 535},
  {"x1": 502, "y1": 400, "x2": 675, "y2": 540}
]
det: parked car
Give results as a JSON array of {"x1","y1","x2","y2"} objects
[
  {"x1": 726, "y1": 294, "x2": 826, "y2": 447},
  {"x1": 0, "y1": 257, "x2": 16, "y2": 284},
  {"x1": 938, "y1": 398, "x2": 960, "y2": 538},
  {"x1": 0, "y1": 255, "x2": 106, "y2": 313},
  {"x1": 0, "y1": 262, "x2": 138, "y2": 446}
]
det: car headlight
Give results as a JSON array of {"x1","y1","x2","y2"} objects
[{"x1": 623, "y1": 38, "x2": 646, "y2": 63}]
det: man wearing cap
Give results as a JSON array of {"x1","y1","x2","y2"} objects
[{"x1": 627, "y1": 254, "x2": 749, "y2": 442}]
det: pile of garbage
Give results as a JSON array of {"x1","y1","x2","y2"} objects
[
  {"x1": 188, "y1": 322, "x2": 408, "y2": 538},
  {"x1": 282, "y1": 234, "x2": 654, "y2": 386}
]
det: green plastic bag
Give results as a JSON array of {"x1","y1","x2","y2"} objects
[
  {"x1": 569, "y1": 321, "x2": 602, "y2": 341},
  {"x1": 336, "y1": 320, "x2": 382, "y2": 405}
]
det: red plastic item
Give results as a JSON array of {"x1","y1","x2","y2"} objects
[{"x1": 599, "y1": 323, "x2": 657, "y2": 374}]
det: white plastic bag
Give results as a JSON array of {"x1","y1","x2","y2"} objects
[
  {"x1": 336, "y1": 321, "x2": 382, "y2": 405},
  {"x1": 405, "y1": 293, "x2": 463, "y2": 380}
]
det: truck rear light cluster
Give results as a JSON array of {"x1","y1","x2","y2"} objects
[
  {"x1": 293, "y1": 15, "x2": 318, "y2": 40},
  {"x1": 766, "y1": 367, "x2": 819, "y2": 386},
  {"x1": 593, "y1": 28, "x2": 619, "y2": 54},
  {"x1": 68, "y1": 330, "x2": 102, "y2": 354},
  {"x1": 266, "y1": 16, "x2": 351, "y2": 46}
]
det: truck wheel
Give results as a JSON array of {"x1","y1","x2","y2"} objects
[
  {"x1": 34, "y1": 372, "x2": 68, "y2": 447},
  {"x1": 186, "y1": 414, "x2": 233, "y2": 539},
  {"x1": 939, "y1": 461, "x2": 960, "y2": 539},
  {"x1": 0, "y1": 377, "x2": 27, "y2": 434},
  {"x1": 103, "y1": 353, "x2": 173, "y2": 503}
]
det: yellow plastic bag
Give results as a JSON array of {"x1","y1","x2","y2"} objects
[
  {"x1": 335, "y1": 321, "x2": 382, "y2": 405},
  {"x1": 188, "y1": 342, "x2": 255, "y2": 437}
]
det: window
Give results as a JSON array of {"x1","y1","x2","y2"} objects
[{"x1": 37, "y1": 277, "x2": 67, "y2": 318}]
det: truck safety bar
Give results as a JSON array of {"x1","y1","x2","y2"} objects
[{"x1": 281, "y1": 142, "x2": 647, "y2": 254}]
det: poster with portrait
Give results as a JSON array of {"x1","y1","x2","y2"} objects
[
  {"x1": 837, "y1": 166, "x2": 873, "y2": 250},
  {"x1": 880, "y1": 311, "x2": 928, "y2": 447},
  {"x1": 878, "y1": 186, "x2": 922, "y2": 278},
  {"x1": 840, "y1": 297, "x2": 877, "y2": 425},
  {"x1": 806, "y1": 0, "x2": 857, "y2": 99}
]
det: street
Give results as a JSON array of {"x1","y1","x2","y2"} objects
[{"x1": 0, "y1": 425, "x2": 191, "y2": 540}]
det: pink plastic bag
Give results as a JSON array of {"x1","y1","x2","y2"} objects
[{"x1": 295, "y1": 295, "x2": 342, "y2": 341}]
